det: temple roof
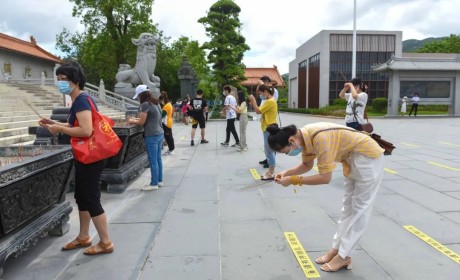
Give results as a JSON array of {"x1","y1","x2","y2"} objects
[
  {"x1": 372, "y1": 54, "x2": 460, "y2": 72},
  {"x1": 243, "y1": 66, "x2": 285, "y2": 87},
  {"x1": 0, "y1": 33, "x2": 61, "y2": 63}
]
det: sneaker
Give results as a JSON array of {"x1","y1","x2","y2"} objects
[
  {"x1": 242, "y1": 147, "x2": 248, "y2": 151},
  {"x1": 191, "y1": 140, "x2": 194, "y2": 146},
  {"x1": 221, "y1": 142, "x2": 229, "y2": 146},
  {"x1": 201, "y1": 139, "x2": 209, "y2": 144},
  {"x1": 141, "y1": 185, "x2": 158, "y2": 191},
  {"x1": 162, "y1": 150, "x2": 174, "y2": 156},
  {"x1": 158, "y1": 182, "x2": 164, "y2": 187},
  {"x1": 231, "y1": 143, "x2": 241, "y2": 148},
  {"x1": 263, "y1": 163, "x2": 269, "y2": 168},
  {"x1": 259, "y1": 159, "x2": 268, "y2": 165}
]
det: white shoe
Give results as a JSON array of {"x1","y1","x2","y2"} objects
[
  {"x1": 243, "y1": 147, "x2": 248, "y2": 151},
  {"x1": 163, "y1": 150, "x2": 174, "y2": 156},
  {"x1": 141, "y1": 185, "x2": 158, "y2": 191},
  {"x1": 158, "y1": 182, "x2": 164, "y2": 187}
]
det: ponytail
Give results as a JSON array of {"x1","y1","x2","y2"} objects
[{"x1": 267, "y1": 124, "x2": 298, "y2": 151}]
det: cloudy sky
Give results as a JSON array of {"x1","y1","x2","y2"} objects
[{"x1": 1, "y1": 0, "x2": 458, "y2": 74}]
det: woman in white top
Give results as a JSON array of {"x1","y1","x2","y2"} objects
[
  {"x1": 400, "y1": 96, "x2": 408, "y2": 116},
  {"x1": 339, "y1": 78, "x2": 368, "y2": 130}
]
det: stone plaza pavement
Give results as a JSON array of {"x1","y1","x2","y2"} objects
[{"x1": 3, "y1": 113, "x2": 460, "y2": 280}]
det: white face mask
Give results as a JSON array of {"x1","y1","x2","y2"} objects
[{"x1": 222, "y1": 92, "x2": 226, "y2": 96}]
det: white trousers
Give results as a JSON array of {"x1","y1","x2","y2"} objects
[{"x1": 332, "y1": 153, "x2": 384, "y2": 258}]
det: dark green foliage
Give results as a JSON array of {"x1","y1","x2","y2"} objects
[
  {"x1": 332, "y1": 98, "x2": 347, "y2": 106},
  {"x1": 414, "y1": 34, "x2": 460, "y2": 53},
  {"x1": 372, "y1": 98, "x2": 388, "y2": 112},
  {"x1": 198, "y1": 0, "x2": 250, "y2": 89},
  {"x1": 403, "y1": 37, "x2": 447, "y2": 52}
]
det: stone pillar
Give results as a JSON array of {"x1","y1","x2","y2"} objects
[
  {"x1": 99, "y1": 79, "x2": 106, "y2": 104},
  {"x1": 177, "y1": 57, "x2": 198, "y2": 100},
  {"x1": 41, "y1": 72, "x2": 46, "y2": 86}
]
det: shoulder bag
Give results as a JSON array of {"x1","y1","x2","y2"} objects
[{"x1": 71, "y1": 96, "x2": 123, "y2": 164}]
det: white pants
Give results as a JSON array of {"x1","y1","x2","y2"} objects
[{"x1": 332, "y1": 153, "x2": 384, "y2": 258}]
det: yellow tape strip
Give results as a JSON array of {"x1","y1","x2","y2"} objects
[
  {"x1": 427, "y1": 161, "x2": 460, "y2": 172},
  {"x1": 404, "y1": 225, "x2": 460, "y2": 265},
  {"x1": 384, "y1": 168, "x2": 398, "y2": 175},
  {"x1": 250, "y1": 169, "x2": 261, "y2": 180},
  {"x1": 438, "y1": 142, "x2": 460, "y2": 147},
  {"x1": 313, "y1": 166, "x2": 319, "y2": 172},
  {"x1": 180, "y1": 136, "x2": 186, "y2": 141},
  {"x1": 401, "y1": 142, "x2": 420, "y2": 148},
  {"x1": 284, "y1": 232, "x2": 321, "y2": 278}
]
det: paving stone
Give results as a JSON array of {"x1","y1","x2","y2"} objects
[{"x1": 139, "y1": 256, "x2": 220, "y2": 280}]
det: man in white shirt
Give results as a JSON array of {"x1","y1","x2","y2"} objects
[
  {"x1": 221, "y1": 85, "x2": 240, "y2": 147},
  {"x1": 409, "y1": 92, "x2": 420, "y2": 117}
]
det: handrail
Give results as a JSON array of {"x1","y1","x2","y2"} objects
[{"x1": 85, "y1": 82, "x2": 139, "y2": 111}]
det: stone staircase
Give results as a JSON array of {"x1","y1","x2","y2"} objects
[{"x1": 0, "y1": 83, "x2": 126, "y2": 146}]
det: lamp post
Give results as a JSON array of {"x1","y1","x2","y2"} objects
[{"x1": 352, "y1": 0, "x2": 357, "y2": 78}]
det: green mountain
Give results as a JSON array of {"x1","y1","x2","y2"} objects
[{"x1": 402, "y1": 37, "x2": 447, "y2": 52}]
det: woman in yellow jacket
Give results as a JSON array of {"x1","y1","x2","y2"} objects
[
  {"x1": 267, "y1": 122, "x2": 384, "y2": 272},
  {"x1": 160, "y1": 91, "x2": 175, "y2": 156}
]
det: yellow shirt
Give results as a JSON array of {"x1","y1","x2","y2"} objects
[
  {"x1": 238, "y1": 101, "x2": 248, "y2": 114},
  {"x1": 300, "y1": 122, "x2": 384, "y2": 177},
  {"x1": 162, "y1": 102, "x2": 173, "y2": 128},
  {"x1": 259, "y1": 98, "x2": 277, "y2": 132}
]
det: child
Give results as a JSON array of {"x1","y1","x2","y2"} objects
[{"x1": 401, "y1": 96, "x2": 407, "y2": 116}]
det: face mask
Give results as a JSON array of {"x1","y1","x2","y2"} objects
[
  {"x1": 58, "y1": 81, "x2": 74, "y2": 95},
  {"x1": 222, "y1": 92, "x2": 226, "y2": 96},
  {"x1": 259, "y1": 94, "x2": 266, "y2": 100},
  {"x1": 287, "y1": 143, "x2": 303, "y2": 156}
]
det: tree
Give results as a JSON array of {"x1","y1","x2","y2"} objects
[
  {"x1": 56, "y1": 0, "x2": 156, "y2": 89},
  {"x1": 155, "y1": 35, "x2": 210, "y2": 101},
  {"x1": 198, "y1": 0, "x2": 250, "y2": 90},
  {"x1": 415, "y1": 34, "x2": 460, "y2": 53}
]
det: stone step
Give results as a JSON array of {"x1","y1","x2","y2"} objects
[
  {"x1": 0, "y1": 127, "x2": 29, "y2": 138},
  {"x1": 0, "y1": 134, "x2": 35, "y2": 146},
  {"x1": 9, "y1": 140, "x2": 35, "y2": 146},
  {"x1": 0, "y1": 114, "x2": 52, "y2": 123},
  {"x1": 0, "y1": 120, "x2": 39, "y2": 130}
]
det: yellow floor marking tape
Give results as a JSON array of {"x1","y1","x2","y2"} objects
[
  {"x1": 313, "y1": 166, "x2": 319, "y2": 172},
  {"x1": 404, "y1": 225, "x2": 460, "y2": 265},
  {"x1": 284, "y1": 232, "x2": 321, "y2": 278},
  {"x1": 180, "y1": 136, "x2": 186, "y2": 141},
  {"x1": 384, "y1": 168, "x2": 398, "y2": 175},
  {"x1": 250, "y1": 169, "x2": 261, "y2": 180},
  {"x1": 427, "y1": 161, "x2": 460, "y2": 172},
  {"x1": 401, "y1": 142, "x2": 420, "y2": 148},
  {"x1": 438, "y1": 142, "x2": 460, "y2": 147}
]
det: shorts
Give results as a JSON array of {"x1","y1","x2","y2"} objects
[{"x1": 192, "y1": 115, "x2": 206, "y2": 128}]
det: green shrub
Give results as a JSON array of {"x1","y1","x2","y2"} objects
[
  {"x1": 372, "y1": 98, "x2": 388, "y2": 112},
  {"x1": 332, "y1": 98, "x2": 347, "y2": 106}
]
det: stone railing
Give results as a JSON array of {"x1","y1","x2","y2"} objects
[{"x1": 85, "y1": 81, "x2": 139, "y2": 111}]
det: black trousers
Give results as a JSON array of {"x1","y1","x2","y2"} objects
[
  {"x1": 74, "y1": 159, "x2": 105, "y2": 217},
  {"x1": 409, "y1": 103, "x2": 418, "y2": 116},
  {"x1": 225, "y1": 118, "x2": 239, "y2": 143},
  {"x1": 163, "y1": 124, "x2": 175, "y2": 151}
]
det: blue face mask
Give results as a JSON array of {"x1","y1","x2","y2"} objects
[
  {"x1": 287, "y1": 143, "x2": 303, "y2": 156},
  {"x1": 58, "y1": 81, "x2": 74, "y2": 95},
  {"x1": 259, "y1": 94, "x2": 266, "y2": 100}
]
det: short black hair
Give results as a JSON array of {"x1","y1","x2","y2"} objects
[
  {"x1": 196, "y1": 89, "x2": 203, "y2": 95},
  {"x1": 260, "y1": 75, "x2": 271, "y2": 82},
  {"x1": 55, "y1": 61, "x2": 86, "y2": 90}
]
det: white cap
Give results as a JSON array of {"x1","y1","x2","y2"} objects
[{"x1": 133, "y1": 85, "x2": 149, "y2": 99}]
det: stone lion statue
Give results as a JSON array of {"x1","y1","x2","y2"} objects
[{"x1": 115, "y1": 33, "x2": 161, "y2": 96}]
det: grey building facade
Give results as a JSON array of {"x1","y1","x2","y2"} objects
[{"x1": 288, "y1": 30, "x2": 402, "y2": 108}]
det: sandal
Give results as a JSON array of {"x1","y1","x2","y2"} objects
[
  {"x1": 260, "y1": 172, "x2": 275, "y2": 181},
  {"x1": 62, "y1": 236, "x2": 92, "y2": 251},
  {"x1": 315, "y1": 249, "x2": 338, "y2": 264},
  {"x1": 320, "y1": 255, "x2": 352, "y2": 272},
  {"x1": 84, "y1": 241, "x2": 114, "y2": 255}
]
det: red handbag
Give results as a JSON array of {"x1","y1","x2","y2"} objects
[{"x1": 71, "y1": 96, "x2": 123, "y2": 164}]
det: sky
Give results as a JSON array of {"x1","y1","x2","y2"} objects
[{"x1": 1, "y1": 0, "x2": 459, "y2": 75}]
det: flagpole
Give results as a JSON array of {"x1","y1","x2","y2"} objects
[{"x1": 352, "y1": 0, "x2": 357, "y2": 78}]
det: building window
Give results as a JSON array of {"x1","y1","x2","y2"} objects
[
  {"x1": 400, "y1": 81, "x2": 451, "y2": 98},
  {"x1": 3, "y1": 62, "x2": 12, "y2": 75}
]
